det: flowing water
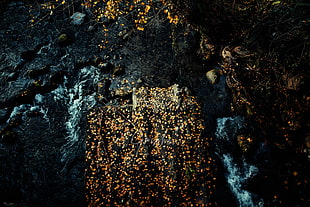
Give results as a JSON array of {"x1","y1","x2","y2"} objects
[
  {"x1": 215, "y1": 116, "x2": 264, "y2": 207},
  {"x1": 50, "y1": 65, "x2": 101, "y2": 168}
]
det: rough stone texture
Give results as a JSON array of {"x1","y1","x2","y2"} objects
[
  {"x1": 0, "y1": 1, "x2": 104, "y2": 206},
  {"x1": 0, "y1": 1, "x2": 234, "y2": 207}
]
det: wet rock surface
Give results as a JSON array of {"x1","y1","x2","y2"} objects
[
  {"x1": 0, "y1": 1, "x2": 103, "y2": 206},
  {"x1": 1, "y1": 1, "x2": 308, "y2": 207},
  {"x1": 0, "y1": 1, "x2": 240, "y2": 206},
  {"x1": 0, "y1": 4, "x2": 220, "y2": 206}
]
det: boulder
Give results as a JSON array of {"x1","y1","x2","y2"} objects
[
  {"x1": 206, "y1": 69, "x2": 220, "y2": 84},
  {"x1": 27, "y1": 65, "x2": 50, "y2": 79},
  {"x1": 1, "y1": 129, "x2": 18, "y2": 144},
  {"x1": 57, "y1": 33, "x2": 73, "y2": 46},
  {"x1": 0, "y1": 108, "x2": 10, "y2": 124},
  {"x1": 21, "y1": 49, "x2": 36, "y2": 61}
]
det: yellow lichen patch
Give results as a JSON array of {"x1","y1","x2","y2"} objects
[{"x1": 86, "y1": 85, "x2": 216, "y2": 206}]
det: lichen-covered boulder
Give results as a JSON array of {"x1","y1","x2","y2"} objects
[
  {"x1": 56, "y1": 33, "x2": 73, "y2": 46},
  {"x1": 86, "y1": 84, "x2": 216, "y2": 206},
  {"x1": 206, "y1": 69, "x2": 220, "y2": 84}
]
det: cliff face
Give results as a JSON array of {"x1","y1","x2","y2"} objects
[
  {"x1": 0, "y1": 1, "x2": 218, "y2": 206},
  {"x1": 1, "y1": 1, "x2": 309, "y2": 207}
]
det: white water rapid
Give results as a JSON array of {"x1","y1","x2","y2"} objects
[
  {"x1": 51, "y1": 66, "x2": 101, "y2": 167},
  {"x1": 215, "y1": 116, "x2": 264, "y2": 207}
]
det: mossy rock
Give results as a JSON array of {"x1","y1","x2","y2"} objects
[
  {"x1": 206, "y1": 69, "x2": 220, "y2": 84},
  {"x1": 57, "y1": 33, "x2": 73, "y2": 46}
]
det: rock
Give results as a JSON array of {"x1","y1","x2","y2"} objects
[
  {"x1": 305, "y1": 136, "x2": 310, "y2": 148},
  {"x1": 38, "y1": 70, "x2": 65, "y2": 93},
  {"x1": 98, "y1": 62, "x2": 114, "y2": 72},
  {"x1": 221, "y1": 46, "x2": 232, "y2": 60},
  {"x1": 113, "y1": 65, "x2": 125, "y2": 76},
  {"x1": 1, "y1": 129, "x2": 18, "y2": 144},
  {"x1": 7, "y1": 72, "x2": 19, "y2": 81},
  {"x1": 0, "y1": 108, "x2": 10, "y2": 124},
  {"x1": 70, "y1": 12, "x2": 86, "y2": 25},
  {"x1": 118, "y1": 29, "x2": 132, "y2": 40},
  {"x1": 27, "y1": 65, "x2": 50, "y2": 79},
  {"x1": 304, "y1": 136, "x2": 310, "y2": 160},
  {"x1": 1, "y1": 89, "x2": 36, "y2": 108},
  {"x1": 206, "y1": 69, "x2": 220, "y2": 84},
  {"x1": 21, "y1": 49, "x2": 36, "y2": 61},
  {"x1": 56, "y1": 33, "x2": 73, "y2": 46},
  {"x1": 87, "y1": 25, "x2": 95, "y2": 32},
  {"x1": 199, "y1": 36, "x2": 215, "y2": 60},
  {"x1": 232, "y1": 46, "x2": 251, "y2": 57},
  {"x1": 282, "y1": 74, "x2": 302, "y2": 91},
  {"x1": 112, "y1": 88, "x2": 132, "y2": 97}
]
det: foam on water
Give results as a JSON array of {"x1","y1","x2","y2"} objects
[
  {"x1": 216, "y1": 116, "x2": 264, "y2": 207},
  {"x1": 215, "y1": 116, "x2": 245, "y2": 141},
  {"x1": 6, "y1": 104, "x2": 28, "y2": 123},
  {"x1": 222, "y1": 154, "x2": 263, "y2": 207},
  {"x1": 50, "y1": 66, "x2": 100, "y2": 164}
]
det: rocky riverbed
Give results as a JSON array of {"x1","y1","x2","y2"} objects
[{"x1": 0, "y1": 1, "x2": 309, "y2": 207}]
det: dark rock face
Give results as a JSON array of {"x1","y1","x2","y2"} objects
[
  {"x1": 1, "y1": 1, "x2": 286, "y2": 207},
  {"x1": 0, "y1": 1, "x2": 104, "y2": 206}
]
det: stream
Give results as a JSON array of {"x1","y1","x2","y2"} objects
[{"x1": 215, "y1": 116, "x2": 264, "y2": 207}]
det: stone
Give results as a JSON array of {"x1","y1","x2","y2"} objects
[
  {"x1": 0, "y1": 108, "x2": 10, "y2": 124},
  {"x1": 199, "y1": 36, "x2": 215, "y2": 60},
  {"x1": 87, "y1": 25, "x2": 95, "y2": 32},
  {"x1": 21, "y1": 49, "x2": 36, "y2": 61},
  {"x1": 113, "y1": 65, "x2": 125, "y2": 76},
  {"x1": 112, "y1": 88, "x2": 132, "y2": 97},
  {"x1": 282, "y1": 74, "x2": 302, "y2": 91},
  {"x1": 27, "y1": 65, "x2": 50, "y2": 79},
  {"x1": 232, "y1": 46, "x2": 251, "y2": 57},
  {"x1": 206, "y1": 69, "x2": 220, "y2": 84},
  {"x1": 1, "y1": 89, "x2": 36, "y2": 108},
  {"x1": 7, "y1": 72, "x2": 19, "y2": 81},
  {"x1": 1, "y1": 129, "x2": 18, "y2": 144},
  {"x1": 305, "y1": 136, "x2": 310, "y2": 148},
  {"x1": 70, "y1": 12, "x2": 86, "y2": 25},
  {"x1": 56, "y1": 33, "x2": 73, "y2": 46}
]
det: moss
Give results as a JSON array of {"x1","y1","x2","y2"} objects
[{"x1": 56, "y1": 33, "x2": 73, "y2": 46}]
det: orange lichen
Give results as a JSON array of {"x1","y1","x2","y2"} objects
[{"x1": 86, "y1": 85, "x2": 216, "y2": 206}]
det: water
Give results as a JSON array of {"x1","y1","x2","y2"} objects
[
  {"x1": 51, "y1": 66, "x2": 100, "y2": 167},
  {"x1": 215, "y1": 116, "x2": 264, "y2": 207},
  {"x1": 6, "y1": 94, "x2": 49, "y2": 125}
]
